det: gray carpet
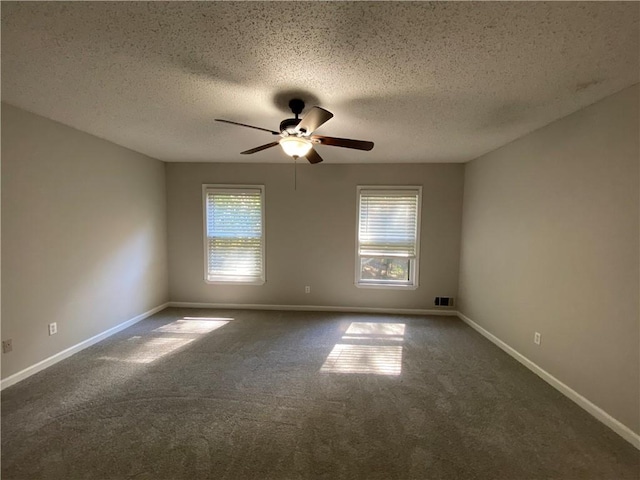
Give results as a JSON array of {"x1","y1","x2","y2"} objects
[{"x1": 2, "y1": 308, "x2": 638, "y2": 479}]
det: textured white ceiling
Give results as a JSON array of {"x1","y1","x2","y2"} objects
[{"x1": 2, "y1": 2, "x2": 638, "y2": 163}]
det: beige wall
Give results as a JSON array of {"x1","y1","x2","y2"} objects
[
  {"x1": 1, "y1": 104, "x2": 169, "y2": 379},
  {"x1": 458, "y1": 85, "x2": 640, "y2": 434},
  {"x1": 167, "y1": 163, "x2": 464, "y2": 310}
]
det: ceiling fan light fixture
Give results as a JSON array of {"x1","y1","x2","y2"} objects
[
  {"x1": 279, "y1": 136, "x2": 312, "y2": 158},
  {"x1": 217, "y1": 100, "x2": 373, "y2": 164}
]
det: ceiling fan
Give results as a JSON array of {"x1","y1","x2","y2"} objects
[{"x1": 215, "y1": 99, "x2": 374, "y2": 164}]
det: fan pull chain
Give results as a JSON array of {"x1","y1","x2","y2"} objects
[{"x1": 294, "y1": 157, "x2": 297, "y2": 191}]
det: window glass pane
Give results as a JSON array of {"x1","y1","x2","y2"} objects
[
  {"x1": 358, "y1": 192, "x2": 419, "y2": 258},
  {"x1": 360, "y1": 257, "x2": 410, "y2": 282},
  {"x1": 356, "y1": 187, "x2": 421, "y2": 287},
  {"x1": 204, "y1": 187, "x2": 264, "y2": 283}
]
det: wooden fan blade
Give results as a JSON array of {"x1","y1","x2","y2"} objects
[
  {"x1": 240, "y1": 142, "x2": 280, "y2": 154},
  {"x1": 311, "y1": 135, "x2": 374, "y2": 151},
  {"x1": 305, "y1": 147, "x2": 323, "y2": 164},
  {"x1": 294, "y1": 107, "x2": 333, "y2": 135},
  {"x1": 215, "y1": 119, "x2": 280, "y2": 135}
]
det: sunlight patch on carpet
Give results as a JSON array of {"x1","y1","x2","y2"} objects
[
  {"x1": 99, "y1": 316, "x2": 233, "y2": 364},
  {"x1": 321, "y1": 344, "x2": 403, "y2": 375},
  {"x1": 321, "y1": 322, "x2": 405, "y2": 376},
  {"x1": 345, "y1": 322, "x2": 405, "y2": 336},
  {"x1": 153, "y1": 318, "x2": 230, "y2": 334},
  {"x1": 99, "y1": 336, "x2": 195, "y2": 363}
]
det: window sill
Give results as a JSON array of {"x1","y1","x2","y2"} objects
[
  {"x1": 205, "y1": 278, "x2": 265, "y2": 286},
  {"x1": 355, "y1": 282, "x2": 418, "y2": 290}
]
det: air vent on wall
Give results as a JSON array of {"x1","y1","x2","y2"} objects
[{"x1": 434, "y1": 297, "x2": 454, "y2": 307}]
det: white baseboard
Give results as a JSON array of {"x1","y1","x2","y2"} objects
[
  {"x1": 169, "y1": 301, "x2": 458, "y2": 317},
  {"x1": 0, "y1": 302, "x2": 170, "y2": 390},
  {"x1": 457, "y1": 311, "x2": 640, "y2": 450}
]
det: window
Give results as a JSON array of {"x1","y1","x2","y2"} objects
[
  {"x1": 203, "y1": 185, "x2": 265, "y2": 284},
  {"x1": 356, "y1": 186, "x2": 421, "y2": 288}
]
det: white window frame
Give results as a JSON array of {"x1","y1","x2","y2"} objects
[
  {"x1": 355, "y1": 185, "x2": 422, "y2": 289},
  {"x1": 202, "y1": 184, "x2": 266, "y2": 285}
]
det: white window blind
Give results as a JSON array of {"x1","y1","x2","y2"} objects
[
  {"x1": 203, "y1": 186, "x2": 264, "y2": 283},
  {"x1": 358, "y1": 189, "x2": 420, "y2": 258}
]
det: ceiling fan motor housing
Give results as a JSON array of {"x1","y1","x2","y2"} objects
[
  {"x1": 280, "y1": 117, "x2": 301, "y2": 134},
  {"x1": 280, "y1": 98, "x2": 306, "y2": 134}
]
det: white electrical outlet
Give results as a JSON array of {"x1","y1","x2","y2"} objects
[
  {"x1": 48, "y1": 322, "x2": 58, "y2": 336},
  {"x1": 534, "y1": 332, "x2": 541, "y2": 345},
  {"x1": 305, "y1": 286, "x2": 311, "y2": 294}
]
